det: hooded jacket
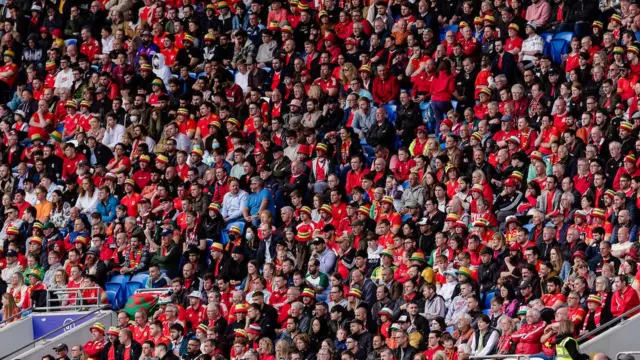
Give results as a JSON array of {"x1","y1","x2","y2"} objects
[{"x1": 152, "y1": 53, "x2": 172, "y2": 88}]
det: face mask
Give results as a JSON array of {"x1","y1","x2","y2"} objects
[
  {"x1": 153, "y1": 58, "x2": 159, "y2": 66},
  {"x1": 245, "y1": 232, "x2": 254, "y2": 240},
  {"x1": 211, "y1": 141, "x2": 220, "y2": 149}
]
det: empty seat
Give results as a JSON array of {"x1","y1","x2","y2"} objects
[
  {"x1": 444, "y1": 24, "x2": 458, "y2": 34},
  {"x1": 106, "y1": 290, "x2": 119, "y2": 310},
  {"x1": 540, "y1": 32, "x2": 554, "y2": 43},
  {"x1": 484, "y1": 291, "x2": 496, "y2": 309},
  {"x1": 130, "y1": 273, "x2": 150, "y2": 287},
  {"x1": 553, "y1": 31, "x2": 573, "y2": 42},
  {"x1": 549, "y1": 39, "x2": 568, "y2": 64},
  {"x1": 125, "y1": 281, "x2": 143, "y2": 299}
]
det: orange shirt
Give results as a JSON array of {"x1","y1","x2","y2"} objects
[
  {"x1": 177, "y1": 118, "x2": 197, "y2": 135},
  {"x1": 161, "y1": 47, "x2": 179, "y2": 66}
]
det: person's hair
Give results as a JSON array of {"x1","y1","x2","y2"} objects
[
  {"x1": 557, "y1": 320, "x2": 575, "y2": 336},
  {"x1": 1, "y1": 293, "x2": 18, "y2": 320}
]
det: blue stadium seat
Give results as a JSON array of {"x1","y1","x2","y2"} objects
[
  {"x1": 64, "y1": 39, "x2": 77, "y2": 47},
  {"x1": 540, "y1": 32, "x2": 554, "y2": 44},
  {"x1": 484, "y1": 291, "x2": 496, "y2": 309},
  {"x1": 444, "y1": 25, "x2": 458, "y2": 34},
  {"x1": 549, "y1": 39, "x2": 567, "y2": 64},
  {"x1": 189, "y1": 72, "x2": 196, "y2": 79},
  {"x1": 105, "y1": 282, "x2": 124, "y2": 306},
  {"x1": 108, "y1": 274, "x2": 129, "y2": 286},
  {"x1": 384, "y1": 104, "x2": 397, "y2": 124},
  {"x1": 635, "y1": 31, "x2": 640, "y2": 40},
  {"x1": 451, "y1": 100, "x2": 458, "y2": 111},
  {"x1": 482, "y1": 309, "x2": 491, "y2": 315},
  {"x1": 125, "y1": 281, "x2": 143, "y2": 299},
  {"x1": 419, "y1": 102, "x2": 431, "y2": 111},
  {"x1": 439, "y1": 33, "x2": 446, "y2": 42},
  {"x1": 131, "y1": 273, "x2": 150, "y2": 287},
  {"x1": 553, "y1": 31, "x2": 573, "y2": 42},
  {"x1": 106, "y1": 290, "x2": 119, "y2": 310},
  {"x1": 402, "y1": 181, "x2": 410, "y2": 190}
]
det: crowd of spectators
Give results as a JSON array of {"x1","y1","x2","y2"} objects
[{"x1": 2, "y1": 0, "x2": 640, "y2": 359}]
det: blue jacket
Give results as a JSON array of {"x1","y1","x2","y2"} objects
[{"x1": 96, "y1": 196, "x2": 119, "y2": 224}]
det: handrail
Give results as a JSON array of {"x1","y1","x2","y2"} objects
[
  {"x1": 37, "y1": 286, "x2": 102, "y2": 312},
  {"x1": 616, "y1": 352, "x2": 640, "y2": 360},
  {"x1": 0, "y1": 306, "x2": 33, "y2": 326},
  {"x1": 3, "y1": 305, "x2": 109, "y2": 360},
  {"x1": 471, "y1": 355, "x2": 530, "y2": 360},
  {"x1": 577, "y1": 302, "x2": 640, "y2": 343}
]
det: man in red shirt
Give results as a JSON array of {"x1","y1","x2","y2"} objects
[
  {"x1": 372, "y1": 64, "x2": 400, "y2": 105},
  {"x1": 612, "y1": 274, "x2": 640, "y2": 317},
  {"x1": 80, "y1": 27, "x2": 102, "y2": 62},
  {"x1": 423, "y1": 330, "x2": 445, "y2": 360},
  {"x1": 83, "y1": 323, "x2": 106, "y2": 359},
  {"x1": 185, "y1": 291, "x2": 207, "y2": 331},
  {"x1": 62, "y1": 143, "x2": 87, "y2": 180},
  {"x1": 313, "y1": 63, "x2": 339, "y2": 97},
  {"x1": 149, "y1": 320, "x2": 171, "y2": 346},
  {"x1": 132, "y1": 310, "x2": 151, "y2": 344},
  {"x1": 121, "y1": 179, "x2": 142, "y2": 217}
]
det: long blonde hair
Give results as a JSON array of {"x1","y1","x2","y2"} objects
[{"x1": 340, "y1": 63, "x2": 357, "y2": 86}]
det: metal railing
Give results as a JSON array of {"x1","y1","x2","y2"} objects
[
  {"x1": 35, "y1": 287, "x2": 103, "y2": 312},
  {"x1": 617, "y1": 352, "x2": 640, "y2": 360},
  {"x1": 2, "y1": 305, "x2": 109, "y2": 359},
  {"x1": 577, "y1": 303, "x2": 640, "y2": 343},
  {"x1": 471, "y1": 355, "x2": 530, "y2": 360},
  {"x1": 0, "y1": 306, "x2": 32, "y2": 327}
]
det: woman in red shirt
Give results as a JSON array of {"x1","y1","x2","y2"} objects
[{"x1": 429, "y1": 59, "x2": 455, "y2": 136}]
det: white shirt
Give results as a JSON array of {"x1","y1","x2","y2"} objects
[
  {"x1": 54, "y1": 68, "x2": 73, "y2": 89},
  {"x1": 101, "y1": 35, "x2": 115, "y2": 54},
  {"x1": 235, "y1": 71, "x2": 249, "y2": 93},
  {"x1": 522, "y1": 34, "x2": 545, "y2": 62},
  {"x1": 173, "y1": 133, "x2": 192, "y2": 152},
  {"x1": 75, "y1": 190, "x2": 100, "y2": 215},
  {"x1": 102, "y1": 124, "x2": 126, "y2": 150}
]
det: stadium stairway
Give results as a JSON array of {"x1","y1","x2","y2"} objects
[
  {"x1": 579, "y1": 305, "x2": 640, "y2": 356},
  {"x1": 1, "y1": 309, "x2": 115, "y2": 359}
]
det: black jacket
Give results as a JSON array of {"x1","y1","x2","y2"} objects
[
  {"x1": 396, "y1": 103, "x2": 422, "y2": 145},
  {"x1": 492, "y1": 51, "x2": 517, "y2": 84},
  {"x1": 366, "y1": 121, "x2": 396, "y2": 149},
  {"x1": 478, "y1": 260, "x2": 500, "y2": 292},
  {"x1": 256, "y1": 235, "x2": 279, "y2": 267},
  {"x1": 115, "y1": 340, "x2": 142, "y2": 360},
  {"x1": 90, "y1": 142, "x2": 114, "y2": 167}
]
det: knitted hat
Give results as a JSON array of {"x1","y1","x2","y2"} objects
[
  {"x1": 614, "y1": 46, "x2": 625, "y2": 55},
  {"x1": 347, "y1": 288, "x2": 362, "y2": 298},
  {"x1": 177, "y1": 108, "x2": 190, "y2": 116},
  {"x1": 90, "y1": 323, "x2": 105, "y2": 335},
  {"x1": 359, "y1": 65, "x2": 372, "y2": 73},
  {"x1": 234, "y1": 329, "x2": 248, "y2": 338},
  {"x1": 3, "y1": 50, "x2": 14, "y2": 58},
  {"x1": 380, "y1": 249, "x2": 393, "y2": 259},
  {"x1": 473, "y1": 17, "x2": 483, "y2": 25},
  {"x1": 625, "y1": 154, "x2": 637, "y2": 164},
  {"x1": 470, "y1": 184, "x2": 484, "y2": 194},
  {"x1": 45, "y1": 60, "x2": 56, "y2": 70},
  {"x1": 620, "y1": 121, "x2": 633, "y2": 132},
  {"x1": 506, "y1": 215, "x2": 519, "y2": 225},
  {"x1": 587, "y1": 295, "x2": 602, "y2": 305},
  {"x1": 410, "y1": 252, "x2": 426, "y2": 263},
  {"x1": 378, "y1": 307, "x2": 393, "y2": 317},
  {"x1": 610, "y1": 14, "x2": 622, "y2": 23},
  {"x1": 479, "y1": 87, "x2": 492, "y2": 97},
  {"x1": 319, "y1": 204, "x2": 333, "y2": 214},
  {"x1": 510, "y1": 171, "x2": 524, "y2": 182},
  {"x1": 124, "y1": 179, "x2": 135, "y2": 187},
  {"x1": 247, "y1": 323, "x2": 261, "y2": 335},
  {"x1": 139, "y1": 154, "x2": 150, "y2": 163},
  {"x1": 196, "y1": 323, "x2": 209, "y2": 334},
  {"x1": 75, "y1": 236, "x2": 88, "y2": 245},
  {"x1": 473, "y1": 218, "x2": 490, "y2": 228},
  {"x1": 508, "y1": 23, "x2": 519, "y2": 32},
  {"x1": 107, "y1": 327, "x2": 120, "y2": 336},
  {"x1": 33, "y1": 222, "x2": 43, "y2": 230},
  {"x1": 6, "y1": 226, "x2": 19, "y2": 235},
  {"x1": 210, "y1": 242, "x2": 224, "y2": 252},
  {"x1": 65, "y1": 100, "x2": 77, "y2": 109},
  {"x1": 49, "y1": 130, "x2": 61, "y2": 143},
  {"x1": 315, "y1": 143, "x2": 328, "y2": 153},
  {"x1": 530, "y1": 151, "x2": 544, "y2": 162},
  {"x1": 592, "y1": 208, "x2": 606, "y2": 219},
  {"x1": 458, "y1": 266, "x2": 471, "y2": 278},
  {"x1": 30, "y1": 236, "x2": 43, "y2": 245},
  {"x1": 604, "y1": 189, "x2": 616, "y2": 199},
  {"x1": 183, "y1": 34, "x2": 195, "y2": 43},
  {"x1": 358, "y1": 205, "x2": 371, "y2": 217},
  {"x1": 629, "y1": 46, "x2": 639, "y2": 55},
  {"x1": 208, "y1": 203, "x2": 221, "y2": 212},
  {"x1": 445, "y1": 213, "x2": 460, "y2": 222},
  {"x1": 506, "y1": 135, "x2": 520, "y2": 145},
  {"x1": 300, "y1": 206, "x2": 312, "y2": 216},
  {"x1": 225, "y1": 118, "x2": 241, "y2": 128},
  {"x1": 156, "y1": 154, "x2": 168, "y2": 164},
  {"x1": 381, "y1": 196, "x2": 394, "y2": 205},
  {"x1": 140, "y1": 64, "x2": 152, "y2": 71},
  {"x1": 234, "y1": 304, "x2": 248, "y2": 313},
  {"x1": 592, "y1": 21, "x2": 603, "y2": 29},
  {"x1": 228, "y1": 225, "x2": 242, "y2": 236},
  {"x1": 301, "y1": 288, "x2": 316, "y2": 298},
  {"x1": 191, "y1": 148, "x2": 204, "y2": 157},
  {"x1": 471, "y1": 132, "x2": 483, "y2": 142},
  {"x1": 483, "y1": 15, "x2": 495, "y2": 24}
]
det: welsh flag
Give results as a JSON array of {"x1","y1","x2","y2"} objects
[{"x1": 123, "y1": 292, "x2": 159, "y2": 318}]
